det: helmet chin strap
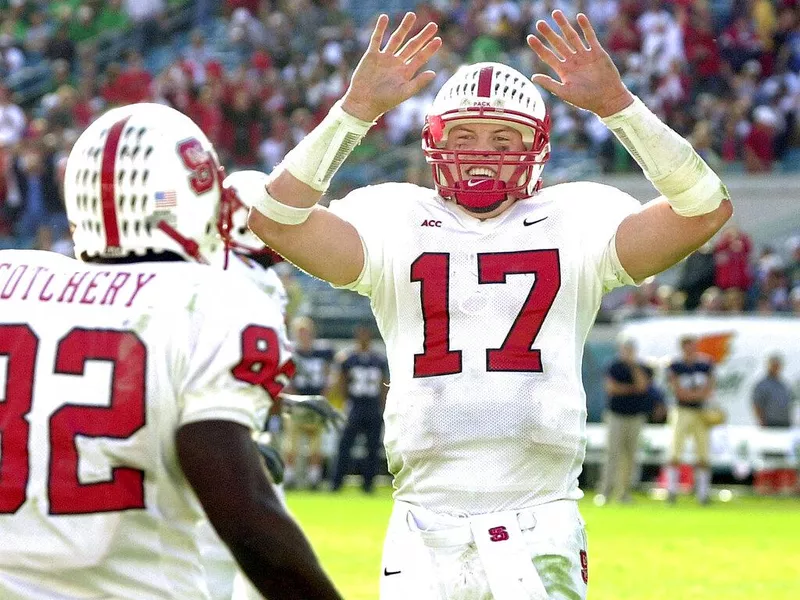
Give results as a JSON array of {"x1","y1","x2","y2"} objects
[
  {"x1": 452, "y1": 178, "x2": 508, "y2": 211},
  {"x1": 156, "y1": 221, "x2": 210, "y2": 265}
]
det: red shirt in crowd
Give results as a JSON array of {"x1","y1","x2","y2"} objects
[{"x1": 713, "y1": 229, "x2": 753, "y2": 291}]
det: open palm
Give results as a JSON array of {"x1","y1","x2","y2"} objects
[
  {"x1": 527, "y1": 11, "x2": 633, "y2": 118},
  {"x1": 342, "y1": 13, "x2": 442, "y2": 122}
]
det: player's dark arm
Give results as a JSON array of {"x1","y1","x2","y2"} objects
[{"x1": 176, "y1": 420, "x2": 343, "y2": 600}]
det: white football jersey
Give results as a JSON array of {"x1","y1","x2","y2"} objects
[
  {"x1": 328, "y1": 182, "x2": 641, "y2": 514},
  {"x1": 223, "y1": 251, "x2": 289, "y2": 317},
  {"x1": 0, "y1": 249, "x2": 292, "y2": 599}
]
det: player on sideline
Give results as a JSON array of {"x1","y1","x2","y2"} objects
[
  {"x1": 0, "y1": 103, "x2": 342, "y2": 600},
  {"x1": 233, "y1": 10, "x2": 732, "y2": 600}
]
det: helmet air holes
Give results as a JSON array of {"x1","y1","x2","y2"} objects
[
  {"x1": 131, "y1": 169, "x2": 138, "y2": 184},
  {"x1": 142, "y1": 170, "x2": 149, "y2": 185},
  {"x1": 118, "y1": 194, "x2": 126, "y2": 210},
  {"x1": 91, "y1": 171, "x2": 98, "y2": 185},
  {"x1": 130, "y1": 194, "x2": 138, "y2": 210},
  {"x1": 122, "y1": 220, "x2": 129, "y2": 236},
  {"x1": 144, "y1": 146, "x2": 153, "y2": 160},
  {"x1": 91, "y1": 196, "x2": 98, "y2": 213},
  {"x1": 134, "y1": 221, "x2": 141, "y2": 235}
]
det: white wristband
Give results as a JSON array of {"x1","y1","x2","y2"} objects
[
  {"x1": 252, "y1": 187, "x2": 314, "y2": 225},
  {"x1": 280, "y1": 100, "x2": 376, "y2": 192},
  {"x1": 224, "y1": 170, "x2": 314, "y2": 225},
  {"x1": 602, "y1": 97, "x2": 729, "y2": 217}
]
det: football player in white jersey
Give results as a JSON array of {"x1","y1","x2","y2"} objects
[
  {"x1": 0, "y1": 103, "x2": 342, "y2": 600},
  {"x1": 233, "y1": 10, "x2": 733, "y2": 600}
]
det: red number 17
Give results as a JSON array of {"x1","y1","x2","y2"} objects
[{"x1": 410, "y1": 250, "x2": 561, "y2": 378}]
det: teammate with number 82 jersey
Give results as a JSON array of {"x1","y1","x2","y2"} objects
[{"x1": 0, "y1": 103, "x2": 341, "y2": 600}]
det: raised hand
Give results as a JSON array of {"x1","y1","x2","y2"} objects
[
  {"x1": 342, "y1": 13, "x2": 442, "y2": 122},
  {"x1": 527, "y1": 11, "x2": 634, "y2": 118}
]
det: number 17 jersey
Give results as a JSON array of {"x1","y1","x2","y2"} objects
[{"x1": 328, "y1": 181, "x2": 641, "y2": 514}]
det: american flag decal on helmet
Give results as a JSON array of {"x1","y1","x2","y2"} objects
[{"x1": 155, "y1": 190, "x2": 177, "y2": 208}]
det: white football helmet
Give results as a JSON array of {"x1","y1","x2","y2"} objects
[
  {"x1": 422, "y1": 62, "x2": 551, "y2": 212},
  {"x1": 64, "y1": 103, "x2": 229, "y2": 263}
]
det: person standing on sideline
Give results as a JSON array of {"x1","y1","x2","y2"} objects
[
  {"x1": 752, "y1": 353, "x2": 794, "y2": 428},
  {"x1": 595, "y1": 338, "x2": 653, "y2": 505},
  {"x1": 232, "y1": 9, "x2": 732, "y2": 598},
  {"x1": 283, "y1": 316, "x2": 335, "y2": 489},
  {"x1": 666, "y1": 335, "x2": 716, "y2": 504},
  {"x1": 751, "y1": 353, "x2": 797, "y2": 494},
  {"x1": 331, "y1": 325, "x2": 390, "y2": 493}
]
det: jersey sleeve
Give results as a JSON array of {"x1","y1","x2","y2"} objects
[
  {"x1": 326, "y1": 184, "x2": 395, "y2": 297},
  {"x1": 570, "y1": 182, "x2": 643, "y2": 293},
  {"x1": 177, "y1": 273, "x2": 293, "y2": 431}
]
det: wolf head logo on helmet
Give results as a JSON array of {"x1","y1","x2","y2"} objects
[
  {"x1": 422, "y1": 62, "x2": 551, "y2": 212},
  {"x1": 64, "y1": 103, "x2": 231, "y2": 264}
]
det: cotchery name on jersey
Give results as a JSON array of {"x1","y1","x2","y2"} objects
[
  {"x1": 0, "y1": 250, "x2": 292, "y2": 599},
  {"x1": 328, "y1": 181, "x2": 641, "y2": 515}
]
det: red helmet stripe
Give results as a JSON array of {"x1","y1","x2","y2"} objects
[
  {"x1": 477, "y1": 66, "x2": 493, "y2": 97},
  {"x1": 100, "y1": 116, "x2": 130, "y2": 249}
]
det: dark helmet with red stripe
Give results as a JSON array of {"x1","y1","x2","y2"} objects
[
  {"x1": 64, "y1": 103, "x2": 228, "y2": 263},
  {"x1": 422, "y1": 63, "x2": 551, "y2": 212}
]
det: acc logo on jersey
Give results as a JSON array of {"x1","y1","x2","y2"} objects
[{"x1": 421, "y1": 220, "x2": 442, "y2": 228}]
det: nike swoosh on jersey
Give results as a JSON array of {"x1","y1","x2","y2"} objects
[
  {"x1": 383, "y1": 568, "x2": 402, "y2": 576},
  {"x1": 523, "y1": 217, "x2": 548, "y2": 226}
]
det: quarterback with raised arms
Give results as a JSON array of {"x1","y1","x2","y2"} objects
[{"x1": 231, "y1": 10, "x2": 732, "y2": 600}]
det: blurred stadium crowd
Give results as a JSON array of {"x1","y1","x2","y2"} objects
[{"x1": 2, "y1": 0, "x2": 800, "y2": 324}]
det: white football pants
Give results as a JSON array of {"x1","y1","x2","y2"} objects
[{"x1": 380, "y1": 499, "x2": 588, "y2": 600}]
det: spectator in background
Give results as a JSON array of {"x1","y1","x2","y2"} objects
[
  {"x1": 0, "y1": 33, "x2": 24, "y2": 77},
  {"x1": 44, "y1": 22, "x2": 76, "y2": 69},
  {"x1": 744, "y1": 105, "x2": 781, "y2": 172},
  {"x1": 124, "y1": 0, "x2": 165, "y2": 53},
  {"x1": 283, "y1": 316, "x2": 335, "y2": 490},
  {"x1": 666, "y1": 335, "x2": 716, "y2": 504},
  {"x1": 751, "y1": 353, "x2": 797, "y2": 494},
  {"x1": 595, "y1": 338, "x2": 654, "y2": 506},
  {"x1": 713, "y1": 225, "x2": 753, "y2": 292},
  {"x1": 753, "y1": 353, "x2": 794, "y2": 428},
  {"x1": 0, "y1": 85, "x2": 26, "y2": 147},
  {"x1": 11, "y1": 144, "x2": 66, "y2": 240},
  {"x1": 97, "y1": 0, "x2": 132, "y2": 34},
  {"x1": 676, "y1": 242, "x2": 716, "y2": 310},
  {"x1": 330, "y1": 325, "x2": 389, "y2": 494}
]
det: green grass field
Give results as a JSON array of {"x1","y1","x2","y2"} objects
[{"x1": 286, "y1": 487, "x2": 800, "y2": 599}]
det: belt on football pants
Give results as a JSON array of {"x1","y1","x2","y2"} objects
[{"x1": 398, "y1": 501, "x2": 550, "y2": 600}]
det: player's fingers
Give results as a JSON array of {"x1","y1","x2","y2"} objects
[
  {"x1": 397, "y1": 22, "x2": 438, "y2": 61},
  {"x1": 535, "y1": 19, "x2": 573, "y2": 58},
  {"x1": 407, "y1": 70, "x2": 437, "y2": 97},
  {"x1": 405, "y1": 37, "x2": 442, "y2": 73},
  {"x1": 368, "y1": 14, "x2": 389, "y2": 52},
  {"x1": 383, "y1": 12, "x2": 417, "y2": 54},
  {"x1": 527, "y1": 34, "x2": 563, "y2": 71},
  {"x1": 576, "y1": 13, "x2": 601, "y2": 50},
  {"x1": 553, "y1": 10, "x2": 588, "y2": 52},
  {"x1": 530, "y1": 74, "x2": 564, "y2": 97}
]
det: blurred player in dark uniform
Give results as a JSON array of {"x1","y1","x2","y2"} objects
[
  {"x1": 283, "y1": 316, "x2": 335, "y2": 489},
  {"x1": 331, "y1": 326, "x2": 390, "y2": 493}
]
